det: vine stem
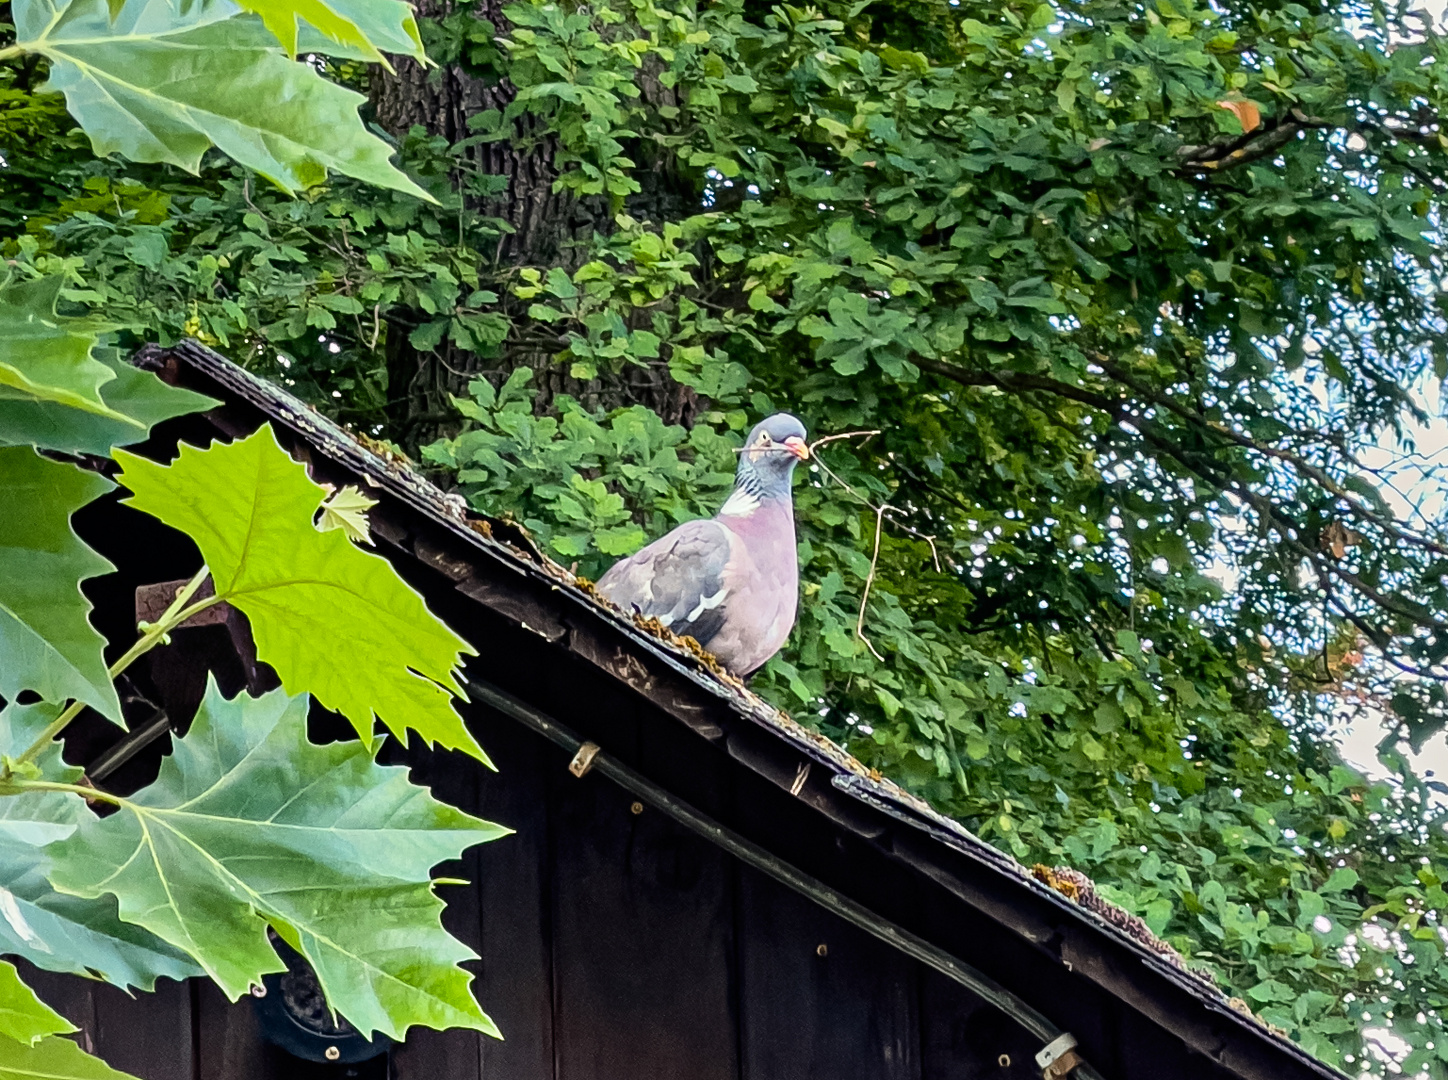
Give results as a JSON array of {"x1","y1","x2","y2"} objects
[{"x1": 7, "y1": 566, "x2": 220, "y2": 772}]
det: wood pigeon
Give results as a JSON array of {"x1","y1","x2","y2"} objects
[{"x1": 596, "y1": 414, "x2": 810, "y2": 676}]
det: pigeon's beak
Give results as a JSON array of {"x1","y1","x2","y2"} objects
[{"x1": 783, "y1": 436, "x2": 810, "y2": 461}]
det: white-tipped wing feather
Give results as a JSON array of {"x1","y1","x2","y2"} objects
[{"x1": 595, "y1": 519, "x2": 737, "y2": 646}]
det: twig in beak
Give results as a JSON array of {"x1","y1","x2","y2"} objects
[{"x1": 809, "y1": 429, "x2": 880, "y2": 454}]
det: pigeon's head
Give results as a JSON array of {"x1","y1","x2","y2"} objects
[{"x1": 737, "y1": 413, "x2": 809, "y2": 494}]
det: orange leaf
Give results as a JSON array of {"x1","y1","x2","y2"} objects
[{"x1": 1219, "y1": 98, "x2": 1261, "y2": 133}]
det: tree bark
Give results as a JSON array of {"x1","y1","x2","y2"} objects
[{"x1": 369, "y1": 0, "x2": 703, "y2": 448}]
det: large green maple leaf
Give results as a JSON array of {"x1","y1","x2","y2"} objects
[
  {"x1": 0, "y1": 347, "x2": 220, "y2": 456},
  {"x1": 48, "y1": 680, "x2": 507, "y2": 1040},
  {"x1": 0, "y1": 703, "x2": 202, "y2": 991},
  {"x1": 0, "y1": 960, "x2": 74, "y2": 1046},
  {"x1": 0, "y1": 449, "x2": 120, "y2": 724},
  {"x1": 241, "y1": 0, "x2": 424, "y2": 64},
  {"x1": 0, "y1": 277, "x2": 134, "y2": 429},
  {"x1": 114, "y1": 424, "x2": 487, "y2": 760},
  {"x1": 0, "y1": 1034, "x2": 141, "y2": 1080},
  {"x1": 13, "y1": 0, "x2": 429, "y2": 198}
]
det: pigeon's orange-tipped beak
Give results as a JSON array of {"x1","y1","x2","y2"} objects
[{"x1": 784, "y1": 435, "x2": 810, "y2": 460}]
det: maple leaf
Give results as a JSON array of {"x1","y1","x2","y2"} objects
[
  {"x1": 49, "y1": 679, "x2": 508, "y2": 1041},
  {"x1": 317, "y1": 483, "x2": 380, "y2": 545},
  {"x1": 114, "y1": 425, "x2": 488, "y2": 761}
]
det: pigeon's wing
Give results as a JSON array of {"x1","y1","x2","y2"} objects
[{"x1": 596, "y1": 518, "x2": 737, "y2": 646}]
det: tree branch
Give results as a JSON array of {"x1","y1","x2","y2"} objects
[
  {"x1": 915, "y1": 353, "x2": 1448, "y2": 676},
  {"x1": 1176, "y1": 108, "x2": 1334, "y2": 174}
]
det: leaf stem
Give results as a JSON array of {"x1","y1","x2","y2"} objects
[
  {"x1": 0, "y1": 777, "x2": 125, "y2": 808},
  {"x1": 8, "y1": 566, "x2": 219, "y2": 771},
  {"x1": 0, "y1": 45, "x2": 28, "y2": 62}
]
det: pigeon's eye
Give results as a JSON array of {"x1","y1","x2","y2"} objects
[{"x1": 758, "y1": 433, "x2": 773, "y2": 446}]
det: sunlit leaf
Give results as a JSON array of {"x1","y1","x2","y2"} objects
[
  {"x1": 49, "y1": 679, "x2": 508, "y2": 1040},
  {"x1": 114, "y1": 424, "x2": 486, "y2": 760},
  {"x1": 0, "y1": 961, "x2": 74, "y2": 1046},
  {"x1": 0, "y1": 449, "x2": 120, "y2": 724},
  {"x1": 240, "y1": 0, "x2": 425, "y2": 63},
  {"x1": 0, "y1": 1032, "x2": 141, "y2": 1080},
  {"x1": 316, "y1": 483, "x2": 379, "y2": 544},
  {"x1": 16, "y1": 0, "x2": 430, "y2": 197}
]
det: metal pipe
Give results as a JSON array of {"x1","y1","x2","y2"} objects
[{"x1": 462, "y1": 675, "x2": 1106, "y2": 1080}]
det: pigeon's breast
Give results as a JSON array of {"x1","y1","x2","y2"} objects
[{"x1": 713, "y1": 499, "x2": 799, "y2": 675}]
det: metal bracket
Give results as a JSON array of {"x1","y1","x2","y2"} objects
[
  {"x1": 1036, "y1": 1032, "x2": 1083, "y2": 1079},
  {"x1": 568, "y1": 741, "x2": 602, "y2": 778}
]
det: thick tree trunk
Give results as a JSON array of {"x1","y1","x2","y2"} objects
[{"x1": 369, "y1": 0, "x2": 702, "y2": 448}]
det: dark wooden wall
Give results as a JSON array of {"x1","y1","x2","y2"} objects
[{"x1": 26, "y1": 692, "x2": 1044, "y2": 1080}]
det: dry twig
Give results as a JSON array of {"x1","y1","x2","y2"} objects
[
  {"x1": 802, "y1": 431, "x2": 942, "y2": 661},
  {"x1": 733, "y1": 428, "x2": 943, "y2": 657}
]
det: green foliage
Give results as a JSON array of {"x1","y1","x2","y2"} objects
[
  {"x1": 0, "y1": 6, "x2": 509, "y2": 1067},
  {"x1": 0, "y1": 406, "x2": 505, "y2": 1066},
  {"x1": 0, "y1": 145, "x2": 502, "y2": 426},
  {"x1": 0, "y1": 448, "x2": 119, "y2": 723},
  {"x1": 50, "y1": 678, "x2": 506, "y2": 1039},
  {"x1": 8, "y1": 0, "x2": 1448, "y2": 1071},
  {"x1": 114, "y1": 426, "x2": 489, "y2": 761},
  {"x1": 423, "y1": 367, "x2": 737, "y2": 562}
]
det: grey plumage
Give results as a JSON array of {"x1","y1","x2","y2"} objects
[{"x1": 596, "y1": 414, "x2": 808, "y2": 676}]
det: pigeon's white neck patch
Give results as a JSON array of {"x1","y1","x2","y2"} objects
[{"x1": 718, "y1": 487, "x2": 761, "y2": 517}]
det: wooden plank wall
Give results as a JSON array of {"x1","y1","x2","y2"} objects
[{"x1": 31, "y1": 691, "x2": 1062, "y2": 1080}]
